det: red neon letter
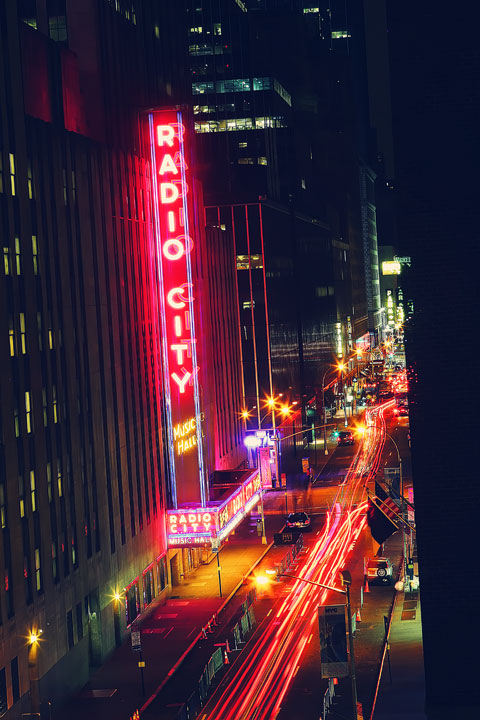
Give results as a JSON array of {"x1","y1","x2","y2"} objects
[
  {"x1": 171, "y1": 343, "x2": 188, "y2": 364},
  {"x1": 160, "y1": 182, "x2": 179, "y2": 204},
  {"x1": 157, "y1": 125, "x2": 175, "y2": 147},
  {"x1": 167, "y1": 284, "x2": 193, "y2": 309},
  {"x1": 172, "y1": 370, "x2": 192, "y2": 393},
  {"x1": 159, "y1": 154, "x2": 179, "y2": 176}
]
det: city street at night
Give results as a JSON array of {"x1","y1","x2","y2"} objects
[{"x1": 1, "y1": 3, "x2": 477, "y2": 720}]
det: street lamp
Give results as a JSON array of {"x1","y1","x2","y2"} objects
[
  {"x1": 355, "y1": 423, "x2": 409, "y2": 588},
  {"x1": 256, "y1": 570, "x2": 358, "y2": 720},
  {"x1": 322, "y1": 361, "x2": 347, "y2": 456}
]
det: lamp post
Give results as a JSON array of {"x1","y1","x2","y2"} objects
[
  {"x1": 265, "y1": 570, "x2": 358, "y2": 720},
  {"x1": 322, "y1": 362, "x2": 347, "y2": 456}
]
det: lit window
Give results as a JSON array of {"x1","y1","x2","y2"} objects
[
  {"x1": 154, "y1": 24, "x2": 160, "y2": 38},
  {"x1": 19, "y1": 313, "x2": 26, "y2": 354},
  {"x1": 32, "y1": 235, "x2": 38, "y2": 274},
  {"x1": 53, "y1": 385, "x2": 58, "y2": 424},
  {"x1": 0, "y1": 484, "x2": 6, "y2": 529},
  {"x1": 15, "y1": 236, "x2": 21, "y2": 274},
  {"x1": 238, "y1": 157, "x2": 255, "y2": 165},
  {"x1": 9, "y1": 317, "x2": 15, "y2": 357},
  {"x1": 332, "y1": 30, "x2": 351, "y2": 39},
  {"x1": 301, "y1": 178, "x2": 306, "y2": 189},
  {"x1": 57, "y1": 459, "x2": 63, "y2": 497},
  {"x1": 258, "y1": 157, "x2": 268, "y2": 165},
  {"x1": 303, "y1": 7, "x2": 320, "y2": 13},
  {"x1": 27, "y1": 164, "x2": 34, "y2": 199},
  {"x1": 242, "y1": 300, "x2": 255, "y2": 310},
  {"x1": 3, "y1": 247, "x2": 10, "y2": 275},
  {"x1": 18, "y1": 476, "x2": 25, "y2": 517},
  {"x1": 71, "y1": 170, "x2": 76, "y2": 201},
  {"x1": 63, "y1": 169, "x2": 68, "y2": 205},
  {"x1": 25, "y1": 391, "x2": 32, "y2": 434},
  {"x1": 189, "y1": 26, "x2": 203, "y2": 34},
  {"x1": 9, "y1": 153, "x2": 15, "y2": 196},
  {"x1": 35, "y1": 548, "x2": 41, "y2": 591},
  {"x1": 30, "y1": 470, "x2": 36, "y2": 512},
  {"x1": 213, "y1": 23, "x2": 222, "y2": 35},
  {"x1": 48, "y1": 329, "x2": 54, "y2": 350},
  {"x1": 238, "y1": 142, "x2": 247, "y2": 149},
  {"x1": 48, "y1": 15, "x2": 67, "y2": 42}
]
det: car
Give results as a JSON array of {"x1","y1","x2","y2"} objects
[
  {"x1": 366, "y1": 557, "x2": 394, "y2": 585},
  {"x1": 285, "y1": 511, "x2": 311, "y2": 531},
  {"x1": 337, "y1": 430, "x2": 355, "y2": 446},
  {"x1": 394, "y1": 405, "x2": 409, "y2": 417}
]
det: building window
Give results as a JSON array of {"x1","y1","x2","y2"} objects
[
  {"x1": 57, "y1": 459, "x2": 63, "y2": 497},
  {"x1": 49, "y1": 15, "x2": 67, "y2": 42},
  {"x1": 0, "y1": 153, "x2": 3, "y2": 193},
  {"x1": 47, "y1": 462, "x2": 52, "y2": 501},
  {"x1": 143, "y1": 565, "x2": 154, "y2": 608},
  {"x1": 0, "y1": 483, "x2": 6, "y2": 529},
  {"x1": 19, "y1": 313, "x2": 26, "y2": 354},
  {"x1": 238, "y1": 157, "x2": 255, "y2": 165},
  {"x1": 42, "y1": 389, "x2": 48, "y2": 426},
  {"x1": 15, "y1": 236, "x2": 21, "y2": 275},
  {"x1": 25, "y1": 391, "x2": 32, "y2": 434},
  {"x1": 27, "y1": 164, "x2": 34, "y2": 199},
  {"x1": 14, "y1": 409, "x2": 20, "y2": 438},
  {"x1": 32, "y1": 235, "x2": 38, "y2": 274},
  {"x1": 52, "y1": 540, "x2": 58, "y2": 581},
  {"x1": 9, "y1": 317, "x2": 16, "y2": 356},
  {"x1": 34, "y1": 548, "x2": 41, "y2": 591},
  {"x1": 258, "y1": 157, "x2": 268, "y2": 165},
  {"x1": 213, "y1": 22, "x2": 222, "y2": 35},
  {"x1": 0, "y1": 668, "x2": 7, "y2": 716},
  {"x1": 238, "y1": 142, "x2": 247, "y2": 149},
  {"x1": 11, "y1": 657, "x2": 20, "y2": 703},
  {"x1": 154, "y1": 24, "x2": 160, "y2": 38},
  {"x1": 18, "y1": 476, "x2": 25, "y2": 517},
  {"x1": 157, "y1": 555, "x2": 167, "y2": 592},
  {"x1": 52, "y1": 385, "x2": 58, "y2": 423},
  {"x1": 125, "y1": 580, "x2": 140, "y2": 625},
  {"x1": 3, "y1": 247, "x2": 10, "y2": 275},
  {"x1": 9, "y1": 153, "x2": 16, "y2": 196},
  {"x1": 37, "y1": 312, "x2": 43, "y2": 350},
  {"x1": 30, "y1": 470, "x2": 36, "y2": 511},
  {"x1": 66, "y1": 609, "x2": 74, "y2": 649},
  {"x1": 76, "y1": 602, "x2": 83, "y2": 640}
]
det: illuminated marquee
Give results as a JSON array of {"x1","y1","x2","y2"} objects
[
  {"x1": 148, "y1": 109, "x2": 206, "y2": 507},
  {"x1": 166, "y1": 471, "x2": 261, "y2": 547}
]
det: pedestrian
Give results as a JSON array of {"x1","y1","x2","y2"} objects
[
  {"x1": 257, "y1": 518, "x2": 263, "y2": 537},
  {"x1": 309, "y1": 467, "x2": 315, "y2": 483}
]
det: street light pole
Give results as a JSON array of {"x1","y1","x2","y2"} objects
[{"x1": 280, "y1": 572, "x2": 358, "y2": 720}]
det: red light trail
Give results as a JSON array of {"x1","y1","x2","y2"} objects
[{"x1": 200, "y1": 402, "x2": 395, "y2": 720}]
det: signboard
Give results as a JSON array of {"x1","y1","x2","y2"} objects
[
  {"x1": 131, "y1": 630, "x2": 142, "y2": 652},
  {"x1": 258, "y1": 446, "x2": 272, "y2": 489},
  {"x1": 318, "y1": 605, "x2": 349, "y2": 678},
  {"x1": 148, "y1": 109, "x2": 206, "y2": 507},
  {"x1": 166, "y1": 470, "x2": 261, "y2": 546},
  {"x1": 302, "y1": 458, "x2": 310, "y2": 474},
  {"x1": 382, "y1": 261, "x2": 401, "y2": 275}
]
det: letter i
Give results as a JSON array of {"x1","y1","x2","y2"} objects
[{"x1": 168, "y1": 211, "x2": 176, "y2": 232}]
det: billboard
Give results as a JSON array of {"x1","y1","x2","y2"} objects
[
  {"x1": 148, "y1": 109, "x2": 206, "y2": 507},
  {"x1": 382, "y1": 261, "x2": 401, "y2": 275},
  {"x1": 318, "y1": 604, "x2": 349, "y2": 678}
]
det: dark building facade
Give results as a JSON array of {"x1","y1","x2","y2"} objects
[
  {"x1": 383, "y1": 4, "x2": 480, "y2": 719},
  {"x1": 0, "y1": 0, "x2": 190, "y2": 713}
]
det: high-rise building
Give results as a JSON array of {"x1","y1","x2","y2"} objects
[
  {"x1": 0, "y1": 1, "x2": 250, "y2": 715},
  {"x1": 379, "y1": 4, "x2": 480, "y2": 718}
]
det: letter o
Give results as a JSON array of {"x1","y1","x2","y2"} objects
[{"x1": 163, "y1": 238, "x2": 185, "y2": 260}]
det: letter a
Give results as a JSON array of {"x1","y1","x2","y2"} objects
[{"x1": 159, "y1": 154, "x2": 179, "y2": 176}]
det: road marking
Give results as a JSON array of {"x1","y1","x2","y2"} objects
[{"x1": 164, "y1": 627, "x2": 174, "y2": 638}]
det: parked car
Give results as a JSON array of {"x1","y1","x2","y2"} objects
[
  {"x1": 337, "y1": 430, "x2": 355, "y2": 446},
  {"x1": 394, "y1": 405, "x2": 409, "y2": 417},
  {"x1": 366, "y1": 557, "x2": 394, "y2": 585},
  {"x1": 285, "y1": 511, "x2": 311, "y2": 531}
]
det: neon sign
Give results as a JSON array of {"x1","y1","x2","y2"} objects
[
  {"x1": 148, "y1": 109, "x2": 206, "y2": 507},
  {"x1": 165, "y1": 470, "x2": 261, "y2": 547}
]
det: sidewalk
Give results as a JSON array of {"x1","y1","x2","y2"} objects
[{"x1": 372, "y1": 590, "x2": 426, "y2": 719}]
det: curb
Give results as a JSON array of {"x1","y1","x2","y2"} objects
[{"x1": 138, "y1": 541, "x2": 274, "y2": 716}]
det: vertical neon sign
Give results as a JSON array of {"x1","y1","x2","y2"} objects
[{"x1": 148, "y1": 110, "x2": 206, "y2": 507}]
